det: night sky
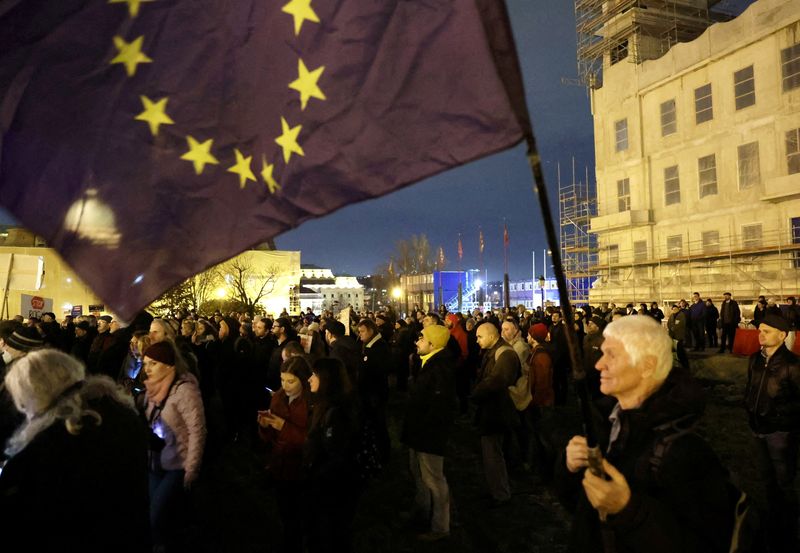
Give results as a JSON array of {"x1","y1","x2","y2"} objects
[{"x1": 274, "y1": 0, "x2": 596, "y2": 281}]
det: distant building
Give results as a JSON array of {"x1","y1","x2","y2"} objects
[
  {"x1": 508, "y1": 278, "x2": 560, "y2": 309},
  {"x1": 583, "y1": 0, "x2": 800, "y2": 304},
  {"x1": 299, "y1": 264, "x2": 364, "y2": 313}
]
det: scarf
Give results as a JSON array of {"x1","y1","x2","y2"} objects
[{"x1": 145, "y1": 369, "x2": 176, "y2": 406}]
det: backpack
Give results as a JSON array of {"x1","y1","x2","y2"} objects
[{"x1": 647, "y1": 416, "x2": 760, "y2": 553}]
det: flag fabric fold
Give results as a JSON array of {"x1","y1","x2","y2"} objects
[{"x1": 0, "y1": 0, "x2": 531, "y2": 320}]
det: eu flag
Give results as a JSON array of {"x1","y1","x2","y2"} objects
[{"x1": 0, "y1": 0, "x2": 531, "y2": 320}]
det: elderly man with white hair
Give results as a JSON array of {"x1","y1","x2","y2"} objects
[{"x1": 559, "y1": 315, "x2": 734, "y2": 553}]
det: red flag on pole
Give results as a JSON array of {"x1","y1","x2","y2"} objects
[
  {"x1": 437, "y1": 246, "x2": 446, "y2": 269},
  {"x1": 479, "y1": 229, "x2": 485, "y2": 255},
  {"x1": 503, "y1": 223, "x2": 509, "y2": 248},
  {"x1": 457, "y1": 236, "x2": 463, "y2": 261}
]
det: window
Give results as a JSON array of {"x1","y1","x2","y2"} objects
[
  {"x1": 615, "y1": 119, "x2": 628, "y2": 152},
  {"x1": 787, "y1": 128, "x2": 800, "y2": 174},
  {"x1": 633, "y1": 240, "x2": 648, "y2": 262},
  {"x1": 666, "y1": 235, "x2": 683, "y2": 257},
  {"x1": 617, "y1": 178, "x2": 630, "y2": 212},
  {"x1": 742, "y1": 224, "x2": 762, "y2": 249},
  {"x1": 781, "y1": 43, "x2": 800, "y2": 92},
  {"x1": 611, "y1": 40, "x2": 629, "y2": 65},
  {"x1": 734, "y1": 65, "x2": 755, "y2": 110},
  {"x1": 737, "y1": 142, "x2": 760, "y2": 189},
  {"x1": 792, "y1": 217, "x2": 800, "y2": 268},
  {"x1": 660, "y1": 99, "x2": 676, "y2": 136},
  {"x1": 608, "y1": 245, "x2": 619, "y2": 279},
  {"x1": 694, "y1": 84, "x2": 713, "y2": 124},
  {"x1": 702, "y1": 231, "x2": 720, "y2": 254},
  {"x1": 664, "y1": 165, "x2": 680, "y2": 205},
  {"x1": 698, "y1": 154, "x2": 718, "y2": 198}
]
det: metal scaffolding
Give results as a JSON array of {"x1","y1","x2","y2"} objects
[
  {"x1": 590, "y1": 226, "x2": 800, "y2": 305},
  {"x1": 558, "y1": 159, "x2": 598, "y2": 304},
  {"x1": 574, "y1": 1, "x2": 748, "y2": 88}
]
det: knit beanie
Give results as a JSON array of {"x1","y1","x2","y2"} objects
[
  {"x1": 421, "y1": 325, "x2": 450, "y2": 350},
  {"x1": 528, "y1": 323, "x2": 549, "y2": 342},
  {"x1": 143, "y1": 341, "x2": 176, "y2": 366},
  {"x1": 5, "y1": 327, "x2": 44, "y2": 352}
]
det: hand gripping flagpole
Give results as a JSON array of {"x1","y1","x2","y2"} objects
[{"x1": 524, "y1": 135, "x2": 606, "y2": 497}]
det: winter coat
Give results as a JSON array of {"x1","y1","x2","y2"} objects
[
  {"x1": 688, "y1": 300, "x2": 706, "y2": 323},
  {"x1": 259, "y1": 389, "x2": 309, "y2": 481},
  {"x1": 358, "y1": 335, "x2": 390, "y2": 410},
  {"x1": 145, "y1": 372, "x2": 206, "y2": 482},
  {"x1": 720, "y1": 299, "x2": 741, "y2": 325},
  {"x1": 401, "y1": 349, "x2": 456, "y2": 455},
  {"x1": 745, "y1": 343, "x2": 800, "y2": 433},
  {"x1": 330, "y1": 335, "x2": 361, "y2": 386},
  {"x1": 471, "y1": 339, "x2": 519, "y2": 435},
  {"x1": 582, "y1": 333, "x2": 603, "y2": 399},
  {"x1": 556, "y1": 368, "x2": 734, "y2": 553},
  {"x1": 0, "y1": 395, "x2": 150, "y2": 553},
  {"x1": 529, "y1": 344, "x2": 555, "y2": 407},
  {"x1": 667, "y1": 310, "x2": 687, "y2": 341},
  {"x1": 304, "y1": 402, "x2": 358, "y2": 493}
]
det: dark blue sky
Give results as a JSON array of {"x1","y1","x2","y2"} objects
[
  {"x1": 0, "y1": 1, "x2": 596, "y2": 283},
  {"x1": 276, "y1": 0, "x2": 596, "y2": 281}
]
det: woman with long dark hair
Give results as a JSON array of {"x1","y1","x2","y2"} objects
[
  {"x1": 257, "y1": 356, "x2": 311, "y2": 553},
  {"x1": 305, "y1": 357, "x2": 359, "y2": 553}
]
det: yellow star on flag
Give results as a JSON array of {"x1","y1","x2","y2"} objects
[
  {"x1": 260, "y1": 157, "x2": 281, "y2": 194},
  {"x1": 289, "y1": 59, "x2": 326, "y2": 111},
  {"x1": 282, "y1": 0, "x2": 320, "y2": 36},
  {"x1": 275, "y1": 117, "x2": 305, "y2": 164},
  {"x1": 227, "y1": 149, "x2": 256, "y2": 189},
  {"x1": 108, "y1": 0, "x2": 157, "y2": 18},
  {"x1": 181, "y1": 136, "x2": 219, "y2": 175},
  {"x1": 134, "y1": 96, "x2": 174, "y2": 137},
  {"x1": 110, "y1": 35, "x2": 152, "y2": 77}
]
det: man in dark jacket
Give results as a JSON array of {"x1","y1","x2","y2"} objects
[
  {"x1": 87, "y1": 315, "x2": 125, "y2": 377},
  {"x1": 688, "y1": 292, "x2": 706, "y2": 351},
  {"x1": 251, "y1": 318, "x2": 276, "y2": 410},
  {"x1": 667, "y1": 304, "x2": 689, "y2": 369},
  {"x1": 560, "y1": 315, "x2": 733, "y2": 552},
  {"x1": 718, "y1": 292, "x2": 740, "y2": 353},
  {"x1": 70, "y1": 321, "x2": 93, "y2": 364},
  {"x1": 744, "y1": 314, "x2": 800, "y2": 553},
  {"x1": 357, "y1": 317, "x2": 392, "y2": 463},
  {"x1": 401, "y1": 325, "x2": 456, "y2": 542},
  {"x1": 324, "y1": 319, "x2": 360, "y2": 386},
  {"x1": 472, "y1": 322, "x2": 520, "y2": 505},
  {"x1": 548, "y1": 310, "x2": 570, "y2": 405},
  {"x1": 704, "y1": 298, "x2": 719, "y2": 350}
]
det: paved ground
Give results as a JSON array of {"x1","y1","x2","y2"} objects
[{"x1": 175, "y1": 350, "x2": 778, "y2": 552}]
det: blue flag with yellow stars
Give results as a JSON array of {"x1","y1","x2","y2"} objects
[{"x1": 0, "y1": 0, "x2": 531, "y2": 320}]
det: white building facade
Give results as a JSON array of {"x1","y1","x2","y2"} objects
[{"x1": 589, "y1": 0, "x2": 800, "y2": 305}]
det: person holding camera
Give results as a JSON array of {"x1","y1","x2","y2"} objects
[{"x1": 141, "y1": 341, "x2": 206, "y2": 552}]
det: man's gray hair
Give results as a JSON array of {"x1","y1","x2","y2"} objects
[
  {"x1": 603, "y1": 315, "x2": 673, "y2": 382},
  {"x1": 4, "y1": 349, "x2": 134, "y2": 457}
]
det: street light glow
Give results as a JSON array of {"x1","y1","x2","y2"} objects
[
  {"x1": 391, "y1": 287, "x2": 402, "y2": 299},
  {"x1": 215, "y1": 287, "x2": 227, "y2": 299},
  {"x1": 475, "y1": 278, "x2": 483, "y2": 288}
]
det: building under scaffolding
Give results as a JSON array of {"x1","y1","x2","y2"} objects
[
  {"x1": 582, "y1": 0, "x2": 800, "y2": 308},
  {"x1": 575, "y1": 1, "x2": 751, "y2": 88},
  {"x1": 559, "y1": 161, "x2": 598, "y2": 304}
]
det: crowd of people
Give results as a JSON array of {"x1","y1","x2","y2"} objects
[{"x1": 0, "y1": 296, "x2": 797, "y2": 552}]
